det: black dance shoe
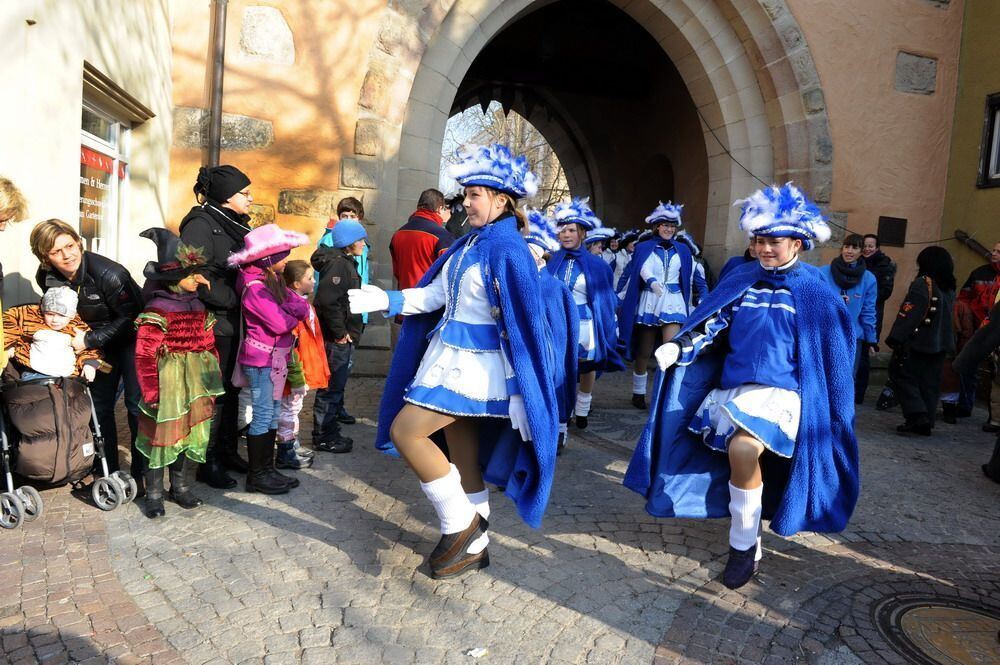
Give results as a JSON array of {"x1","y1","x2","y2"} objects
[
  {"x1": 429, "y1": 514, "x2": 490, "y2": 579},
  {"x1": 722, "y1": 545, "x2": 759, "y2": 589},
  {"x1": 631, "y1": 393, "x2": 647, "y2": 410},
  {"x1": 575, "y1": 415, "x2": 588, "y2": 430}
]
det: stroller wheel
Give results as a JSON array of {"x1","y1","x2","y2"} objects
[
  {"x1": 111, "y1": 472, "x2": 138, "y2": 504},
  {"x1": 0, "y1": 492, "x2": 25, "y2": 529},
  {"x1": 15, "y1": 486, "x2": 43, "y2": 522},
  {"x1": 92, "y1": 477, "x2": 124, "y2": 511}
]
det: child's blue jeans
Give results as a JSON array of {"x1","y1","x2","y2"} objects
[{"x1": 244, "y1": 366, "x2": 280, "y2": 436}]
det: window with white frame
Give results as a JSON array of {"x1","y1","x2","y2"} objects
[
  {"x1": 79, "y1": 102, "x2": 129, "y2": 258},
  {"x1": 978, "y1": 93, "x2": 1000, "y2": 188}
]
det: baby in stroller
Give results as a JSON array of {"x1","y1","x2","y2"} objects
[{"x1": 3, "y1": 287, "x2": 103, "y2": 382}]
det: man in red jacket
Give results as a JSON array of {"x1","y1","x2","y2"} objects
[{"x1": 389, "y1": 189, "x2": 455, "y2": 290}]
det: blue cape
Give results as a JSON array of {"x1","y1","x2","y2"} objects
[
  {"x1": 718, "y1": 254, "x2": 753, "y2": 281},
  {"x1": 546, "y1": 248, "x2": 625, "y2": 373},
  {"x1": 618, "y1": 239, "x2": 695, "y2": 360},
  {"x1": 623, "y1": 260, "x2": 860, "y2": 536},
  {"x1": 540, "y1": 271, "x2": 580, "y2": 424},
  {"x1": 376, "y1": 215, "x2": 559, "y2": 528}
]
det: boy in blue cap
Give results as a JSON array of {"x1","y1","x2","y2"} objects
[{"x1": 310, "y1": 219, "x2": 368, "y2": 453}]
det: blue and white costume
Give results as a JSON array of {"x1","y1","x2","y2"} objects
[
  {"x1": 681, "y1": 259, "x2": 802, "y2": 458},
  {"x1": 552, "y1": 255, "x2": 598, "y2": 362},
  {"x1": 636, "y1": 243, "x2": 688, "y2": 326},
  {"x1": 401, "y1": 236, "x2": 517, "y2": 417}
]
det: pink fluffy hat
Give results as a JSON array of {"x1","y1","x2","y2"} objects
[{"x1": 227, "y1": 224, "x2": 309, "y2": 268}]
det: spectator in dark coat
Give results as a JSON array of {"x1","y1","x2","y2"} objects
[
  {"x1": 857, "y1": 234, "x2": 896, "y2": 403},
  {"x1": 178, "y1": 165, "x2": 254, "y2": 489},
  {"x1": 953, "y1": 299, "x2": 1000, "y2": 482},
  {"x1": 886, "y1": 246, "x2": 956, "y2": 436},
  {"x1": 310, "y1": 220, "x2": 367, "y2": 453},
  {"x1": 31, "y1": 219, "x2": 142, "y2": 477}
]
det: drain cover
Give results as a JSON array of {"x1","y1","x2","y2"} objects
[{"x1": 874, "y1": 594, "x2": 1000, "y2": 665}]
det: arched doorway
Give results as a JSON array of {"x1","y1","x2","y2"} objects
[{"x1": 351, "y1": 0, "x2": 832, "y2": 274}]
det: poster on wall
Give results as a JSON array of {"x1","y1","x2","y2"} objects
[{"x1": 79, "y1": 145, "x2": 125, "y2": 255}]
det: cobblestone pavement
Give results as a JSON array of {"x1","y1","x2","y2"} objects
[{"x1": 2, "y1": 371, "x2": 999, "y2": 664}]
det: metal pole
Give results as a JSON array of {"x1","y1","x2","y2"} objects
[
  {"x1": 206, "y1": 0, "x2": 229, "y2": 167},
  {"x1": 954, "y1": 229, "x2": 991, "y2": 261}
]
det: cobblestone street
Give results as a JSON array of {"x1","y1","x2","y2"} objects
[{"x1": 2, "y1": 371, "x2": 999, "y2": 665}]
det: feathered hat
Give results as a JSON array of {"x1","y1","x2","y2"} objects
[
  {"x1": 584, "y1": 227, "x2": 616, "y2": 247},
  {"x1": 645, "y1": 200, "x2": 684, "y2": 225},
  {"x1": 140, "y1": 227, "x2": 208, "y2": 281},
  {"x1": 674, "y1": 230, "x2": 702, "y2": 257},
  {"x1": 525, "y1": 208, "x2": 560, "y2": 254},
  {"x1": 735, "y1": 182, "x2": 830, "y2": 251},
  {"x1": 447, "y1": 143, "x2": 539, "y2": 199},
  {"x1": 553, "y1": 197, "x2": 601, "y2": 230},
  {"x1": 227, "y1": 224, "x2": 308, "y2": 268}
]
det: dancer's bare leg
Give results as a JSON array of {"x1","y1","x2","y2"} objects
[
  {"x1": 445, "y1": 418, "x2": 484, "y2": 493},
  {"x1": 389, "y1": 404, "x2": 457, "y2": 482}
]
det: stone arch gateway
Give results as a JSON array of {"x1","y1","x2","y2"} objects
[{"x1": 349, "y1": 0, "x2": 832, "y2": 276}]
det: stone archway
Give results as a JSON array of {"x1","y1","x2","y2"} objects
[{"x1": 347, "y1": 0, "x2": 832, "y2": 272}]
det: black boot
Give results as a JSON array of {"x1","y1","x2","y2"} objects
[
  {"x1": 631, "y1": 393, "x2": 647, "y2": 410},
  {"x1": 168, "y1": 456, "x2": 203, "y2": 509},
  {"x1": 245, "y1": 432, "x2": 289, "y2": 494},
  {"x1": 143, "y1": 467, "x2": 165, "y2": 519},
  {"x1": 197, "y1": 404, "x2": 238, "y2": 489},
  {"x1": 942, "y1": 402, "x2": 958, "y2": 425},
  {"x1": 264, "y1": 430, "x2": 299, "y2": 489}
]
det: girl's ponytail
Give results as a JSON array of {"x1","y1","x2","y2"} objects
[{"x1": 263, "y1": 265, "x2": 287, "y2": 304}]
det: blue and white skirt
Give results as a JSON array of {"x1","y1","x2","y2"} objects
[
  {"x1": 404, "y1": 332, "x2": 514, "y2": 418},
  {"x1": 577, "y1": 303, "x2": 597, "y2": 362},
  {"x1": 688, "y1": 384, "x2": 800, "y2": 458},
  {"x1": 636, "y1": 284, "x2": 687, "y2": 327}
]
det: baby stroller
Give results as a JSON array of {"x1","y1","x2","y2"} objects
[{"x1": 0, "y1": 374, "x2": 137, "y2": 529}]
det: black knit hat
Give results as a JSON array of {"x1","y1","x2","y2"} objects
[
  {"x1": 193, "y1": 165, "x2": 251, "y2": 204},
  {"x1": 140, "y1": 227, "x2": 207, "y2": 281}
]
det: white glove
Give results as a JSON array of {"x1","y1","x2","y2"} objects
[
  {"x1": 654, "y1": 342, "x2": 681, "y2": 371},
  {"x1": 348, "y1": 284, "x2": 390, "y2": 314},
  {"x1": 81, "y1": 365, "x2": 97, "y2": 383},
  {"x1": 650, "y1": 282, "x2": 665, "y2": 297},
  {"x1": 508, "y1": 395, "x2": 532, "y2": 442}
]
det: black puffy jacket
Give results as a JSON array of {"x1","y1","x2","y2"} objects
[
  {"x1": 35, "y1": 251, "x2": 142, "y2": 350},
  {"x1": 178, "y1": 203, "x2": 251, "y2": 337}
]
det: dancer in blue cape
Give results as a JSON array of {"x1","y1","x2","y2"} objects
[
  {"x1": 624, "y1": 183, "x2": 860, "y2": 590},
  {"x1": 618, "y1": 201, "x2": 707, "y2": 410},
  {"x1": 525, "y1": 209, "x2": 579, "y2": 454},
  {"x1": 546, "y1": 199, "x2": 624, "y2": 430},
  {"x1": 348, "y1": 144, "x2": 558, "y2": 579}
]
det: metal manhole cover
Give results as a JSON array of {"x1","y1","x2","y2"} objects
[{"x1": 873, "y1": 594, "x2": 1000, "y2": 664}]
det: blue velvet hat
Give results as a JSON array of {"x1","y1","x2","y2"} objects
[
  {"x1": 525, "y1": 208, "x2": 560, "y2": 253},
  {"x1": 447, "y1": 144, "x2": 539, "y2": 199},
  {"x1": 553, "y1": 197, "x2": 601, "y2": 230},
  {"x1": 736, "y1": 182, "x2": 830, "y2": 251},
  {"x1": 645, "y1": 201, "x2": 684, "y2": 225}
]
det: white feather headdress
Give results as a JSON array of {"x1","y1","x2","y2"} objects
[
  {"x1": 645, "y1": 200, "x2": 684, "y2": 225},
  {"x1": 553, "y1": 197, "x2": 601, "y2": 230},
  {"x1": 735, "y1": 182, "x2": 830, "y2": 251},
  {"x1": 525, "y1": 208, "x2": 560, "y2": 253},
  {"x1": 447, "y1": 144, "x2": 539, "y2": 199}
]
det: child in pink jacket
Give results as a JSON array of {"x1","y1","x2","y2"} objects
[{"x1": 227, "y1": 224, "x2": 310, "y2": 495}]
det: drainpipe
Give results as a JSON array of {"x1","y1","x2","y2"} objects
[
  {"x1": 954, "y1": 229, "x2": 991, "y2": 261},
  {"x1": 206, "y1": 0, "x2": 229, "y2": 167}
]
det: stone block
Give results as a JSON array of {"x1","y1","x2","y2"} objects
[
  {"x1": 239, "y1": 7, "x2": 295, "y2": 65},
  {"x1": 354, "y1": 119, "x2": 383, "y2": 157},
  {"x1": 360, "y1": 63, "x2": 393, "y2": 116},
  {"x1": 248, "y1": 204, "x2": 274, "y2": 228},
  {"x1": 376, "y1": 10, "x2": 424, "y2": 62},
  {"x1": 341, "y1": 158, "x2": 380, "y2": 190},
  {"x1": 277, "y1": 189, "x2": 365, "y2": 218},
  {"x1": 172, "y1": 107, "x2": 274, "y2": 152},
  {"x1": 895, "y1": 52, "x2": 937, "y2": 95},
  {"x1": 759, "y1": 0, "x2": 788, "y2": 21},
  {"x1": 802, "y1": 87, "x2": 826, "y2": 114}
]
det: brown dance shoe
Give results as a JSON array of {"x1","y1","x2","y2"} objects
[
  {"x1": 428, "y1": 513, "x2": 488, "y2": 571},
  {"x1": 431, "y1": 548, "x2": 490, "y2": 579}
]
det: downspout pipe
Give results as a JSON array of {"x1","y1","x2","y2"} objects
[
  {"x1": 206, "y1": 0, "x2": 229, "y2": 167},
  {"x1": 954, "y1": 229, "x2": 991, "y2": 261}
]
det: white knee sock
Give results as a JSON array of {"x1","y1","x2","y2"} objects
[
  {"x1": 420, "y1": 465, "x2": 477, "y2": 534},
  {"x1": 559, "y1": 422, "x2": 568, "y2": 434},
  {"x1": 465, "y1": 489, "x2": 490, "y2": 554},
  {"x1": 632, "y1": 372, "x2": 647, "y2": 395},
  {"x1": 728, "y1": 482, "x2": 763, "y2": 551},
  {"x1": 575, "y1": 391, "x2": 593, "y2": 417},
  {"x1": 755, "y1": 523, "x2": 763, "y2": 562}
]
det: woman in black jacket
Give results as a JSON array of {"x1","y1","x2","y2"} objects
[
  {"x1": 886, "y1": 246, "x2": 956, "y2": 436},
  {"x1": 31, "y1": 219, "x2": 143, "y2": 476},
  {"x1": 178, "y1": 165, "x2": 254, "y2": 489}
]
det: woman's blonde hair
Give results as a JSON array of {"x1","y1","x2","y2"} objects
[
  {"x1": 30, "y1": 219, "x2": 81, "y2": 268},
  {"x1": 0, "y1": 177, "x2": 28, "y2": 223}
]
